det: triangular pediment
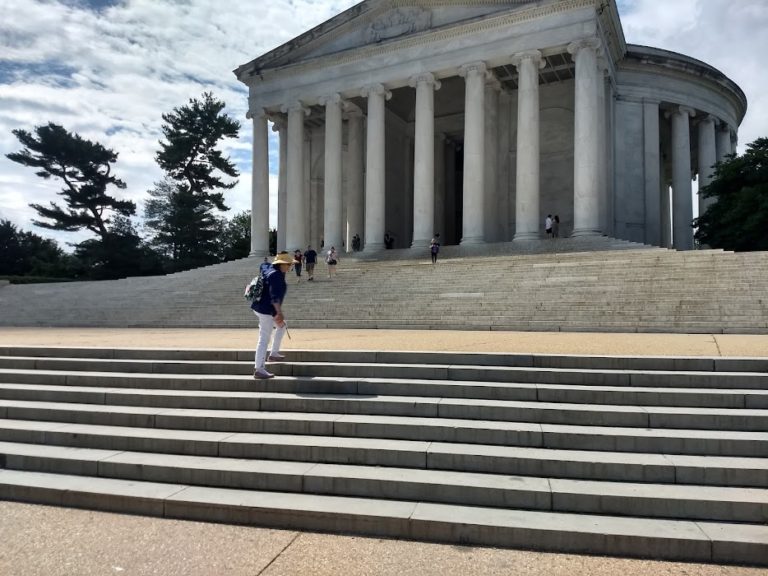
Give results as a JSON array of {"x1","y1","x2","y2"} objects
[{"x1": 236, "y1": 1, "x2": 548, "y2": 76}]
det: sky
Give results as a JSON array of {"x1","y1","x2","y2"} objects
[{"x1": 1, "y1": 0, "x2": 766, "y2": 248}]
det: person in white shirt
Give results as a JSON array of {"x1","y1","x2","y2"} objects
[{"x1": 545, "y1": 214, "x2": 553, "y2": 238}]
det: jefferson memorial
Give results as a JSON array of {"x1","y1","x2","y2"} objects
[{"x1": 234, "y1": 0, "x2": 746, "y2": 254}]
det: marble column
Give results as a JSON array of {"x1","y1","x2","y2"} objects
[
  {"x1": 345, "y1": 106, "x2": 364, "y2": 252},
  {"x1": 661, "y1": 180, "x2": 672, "y2": 249},
  {"x1": 445, "y1": 139, "x2": 457, "y2": 243},
  {"x1": 362, "y1": 84, "x2": 391, "y2": 251},
  {"x1": 248, "y1": 110, "x2": 270, "y2": 256},
  {"x1": 283, "y1": 101, "x2": 309, "y2": 251},
  {"x1": 434, "y1": 133, "x2": 446, "y2": 238},
  {"x1": 670, "y1": 105, "x2": 695, "y2": 250},
  {"x1": 716, "y1": 123, "x2": 732, "y2": 163},
  {"x1": 568, "y1": 38, "x2": 602, "y2": 237},
  {"x1": 271, "y1": 117, "x2": 288, "y2": 252},
  {"x1": 484, "y1": 75, "x2": 500, "y2": 242},
  {"x1": 511, "y1": 50, "x2": 544, "y2": 241},
  {"x1": 410, "y1": 73, "x2": 441, "y2": 248},
  {"x1": 459, "y1": 61, "x2": 487, "y2": 245},
  {"x1": 643, "y1": 99, "x2": 661, "y2": 246},
  {"x1": 697, "y1": 115, "x2": 717, "y2": 215},
  {"x1": 321, "y1": 94, "x2": 344, "y2": 251}
]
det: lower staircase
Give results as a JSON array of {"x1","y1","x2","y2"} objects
[{"x1": 0, "y1": 345, "x2": 766, "y2": 564}]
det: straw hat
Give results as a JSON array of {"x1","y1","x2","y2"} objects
[{"x1": 272, "y1": 251, "x2": 298, "y2": 266}]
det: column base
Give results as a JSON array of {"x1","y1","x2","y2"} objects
[
  {"x1": 364, "y1": 242, "x2": 385, "y2": 252},
  {"x1": 570, "y1": 229, "x2": 602, "y2": 238},
  {"x1": 460, "y1": 236, "x2": 486, "y2": 246},
  {"x1": 512, "y1": 232, "x2": 540, "y2": 242},
  {"x1": 249, "y1": 250, "x2": 270, "y2": 258},
  {"x1": 410, "y1": 239, "x2": 431, "y2": 249}
]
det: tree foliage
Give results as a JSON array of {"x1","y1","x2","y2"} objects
[
  {"x1": 0, "y1": 219, "x2": 73, "y2": 278},
  {"x1": 220, "y1": 210, "x2": 252, "y2": 261},
  {"x1": 6, "y1": 123, "x2": 135, "y2": 238},
  {"x1": 156, "y1": 91, "x2": 240, "y2": 206},
  {"x1": 695, "y1": 137, "x2": 768, "y2": 252},
  {"x1": 144, "y1": 178, "x2": 223, "y2": 270},
  {"x1": 149, "y1": 92, "x2": 240, "y2": 270},
  {"x1": 73, "y1": 216, "x2": 165, "y2": 280}
]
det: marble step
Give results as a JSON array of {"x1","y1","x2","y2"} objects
[
  {"x1": 1, "y1": 370, "x2": 768, "y2": 409},
  {"x1": 1, "y1": 419, "x2": 766, "y2": 487},
  {"x1": 1, "y1": 442, "x2": 766, "y2": 523},
  {"x1": 2, "y1": 347, "x2": 766, "y2": 372},
  {"x1": 2, "y1": 400, "x2": 766, "y2": 457},
  {"x1": 0, "y1": 382, "x2": 766, "y2": 430},
  {"x1": 3, "y1": 357, "x2": 766, "y2": 389},
  {"x1": 0, "y1": 469, "x2": 764, "y2": 564}
]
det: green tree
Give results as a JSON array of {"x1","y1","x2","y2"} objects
[
  {"x1": 220, "y1": 210, "x2": 252, "y2": 261},
  {"x1": 74, "y1": 216, "x2": 165, "y2": 280},
  {"x1": 151, "y1": 92, "x2": 240, "y2": 269},
  {"x1": 0, "y1": 219, "x2": 72, "y2": 278},
  {"x1": 144, "y1": 178, "x2": 224, "y2": 270},
  {"x1": 6, "y1": 123, "x2": 135, "y2": 238},
  {"x1": 695, "y1": 137, "x2": 768, "y2": 252}
]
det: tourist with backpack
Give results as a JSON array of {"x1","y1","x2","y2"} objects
[{"x1": 249, "y1": 251, "x2": 297, "y2": 379}]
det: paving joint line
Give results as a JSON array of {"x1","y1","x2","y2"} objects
[{"x1": 256, "y1": 531, "x2": 303, "y2": 576}]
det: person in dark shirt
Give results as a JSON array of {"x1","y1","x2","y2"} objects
[
  {"x1": 293, "y1": 249, "x2": 303, "y2": 282},
  {"x1": 303, "y1": 245, "x2": 318, "y2": 281},
  {"x1": 251, "y1": 251, "x2": 296, "y2": 379}
]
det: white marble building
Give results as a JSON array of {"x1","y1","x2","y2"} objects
[{"x1": 234, "y1": 0, "x2": 746, "y2": 254}]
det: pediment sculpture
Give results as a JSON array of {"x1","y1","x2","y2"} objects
[{"x1": 366, "y1": 7, "x2": 432, "y2": 43}]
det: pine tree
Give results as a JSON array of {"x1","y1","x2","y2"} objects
[
  {"x1": 151, "y1": 92, "x2": 240, "y2": 269},
  {"x1": 6, "y1": 123, "x2": 135, "y2": 238}
]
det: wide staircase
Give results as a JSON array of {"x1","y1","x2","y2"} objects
[
  {"x1": 1, "y1": 237, "x2": 767, "y2": 333},
  {"x1": 0, "y1": 345, "x2": 766, "y2": 564}
]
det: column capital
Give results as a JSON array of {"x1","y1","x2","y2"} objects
[
  {"x1": 408, "y1": 72, "x2": 442, "y2": 90},
  {"x1": 485, "y1": 72, "x2": 502, "y2": 92},
  {"x1": 674, "y1": 105, "x2": 696, "y2": 119},
  {"x1": 343, "y1": 102, "x2": 365, "y2": 119},
  {"x1": 511, "y1": 50, "x2": 545, "y2": 69},
  {"x1": 360, "y1": 83, "x2": 392, "y2": 100},
  {"x1": 246, "y1": 108, "x2": 268, "y2": 120},
  {"x1": 458, "y1": 61, "x2": 488, "y2": 78},
  {"x1": 281, "y1": 101, "x2": 310, "y2": 116},
  {"x1": 268, "y1": 114, "x2": 287, "y2": 131},
  {"x1": 698, "y1": 114, "x2": 717, "y2": 126},
  {"x1": 567, "y1": 37, "x2": 602, "y2": 58},
  {"x1": 318, "y1": 93, "x2": 343, "y2": 107}
]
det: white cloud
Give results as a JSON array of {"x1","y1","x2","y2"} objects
[{"x1": 0, "y1": 0, "x2": 765, "y2": 249}]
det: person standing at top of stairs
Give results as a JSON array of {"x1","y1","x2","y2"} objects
[{"x1": 251, "y1": 251, "x2": 297, "y2": 379}]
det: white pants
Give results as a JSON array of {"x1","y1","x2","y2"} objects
[{"x1": 254, "y1": 311, "x2": 286, "y2": 369}]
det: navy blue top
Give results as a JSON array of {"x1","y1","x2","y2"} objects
[
  {"x1": 251, "y1": 266, "x2": 287, "y2": 316},
  {"x1": 304, "y1": 249, "x2": 317, "y2": 264}
]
